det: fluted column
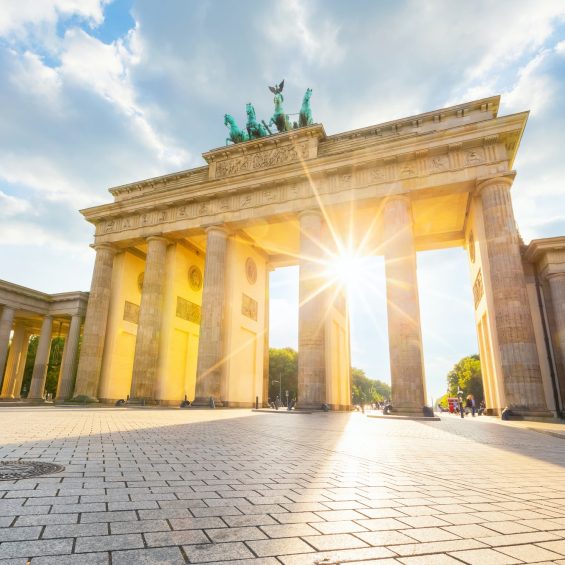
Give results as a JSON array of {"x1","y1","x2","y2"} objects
[
  {"x1": 56, "y1": 315, "x2": 82, "y2": 401},
  {"x1": 74, "y1": 244, "x2": 116, "y2": 400},
  {"x1": 547, "y1": 273, "x2": 565, "y2": 399},
  {"x1": 262, "y1": 266, "x2": 272, "y2": 407},
  {"x1": 12, "y1": 331, "x2": 31, "y2": 399},
  {"x1": 130, "y1": 236, "x2": 169, "y2": 401},
  {"x1": 28, "y1": 316, "x2": 53, "y2": 400},
  {"x1": 382, "y1": 196, "x2": 427, "y2": 413},
  {"x1": 298, "y1": 211, "x2": 327, "y2": 409},
  {"x1": 194, "y1": 226, "x2": 229, "y2": 405},
  {"x1": 479, "y1": 176, "x2": 548, "y2": 414},
  {"x1": 0, "y1": 306, "x2": 15, "y2": 380},
  {"x1": 1, "y1": 322, "x2": 26, "y2": 398}
]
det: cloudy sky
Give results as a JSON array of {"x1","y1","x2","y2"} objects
[{"x1": 1, "y1": 0, "x2": 565, "y2": 401}]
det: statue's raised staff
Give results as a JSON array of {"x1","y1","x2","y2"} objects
[
  {"x1": 268, "y1": 80, "x2": 291, "y2": 133},
  {"x1": 224, "y1": 113, "x2": 248, "y2": 145}
]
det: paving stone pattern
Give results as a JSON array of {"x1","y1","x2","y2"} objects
[{"x1": 1, "y1": 407, "x2": 565, "y2": 564}]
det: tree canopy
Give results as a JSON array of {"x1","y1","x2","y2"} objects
[
  {"x1": 351, "y1": 367, "x2": 391, "y2": 405},
  {"x1": 268, "y1": 347, "x2": 298, "y2": 402},
  {"x1": 438, "y1": 354, "x2": 483, "y2": 407}
]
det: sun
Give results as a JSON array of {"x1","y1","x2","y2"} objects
[{"x1": 324, "y1": 250, "x2": 368, "y2": 296}]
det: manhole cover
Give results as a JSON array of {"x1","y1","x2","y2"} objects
[{"x1": 0, "y1": 461, "x2": 65, "y2": 481}]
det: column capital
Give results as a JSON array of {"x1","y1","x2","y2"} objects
[
  {"x1": 476, "y1": 172, "x2": 515, "y2": 195},
  {"x1": 298, "y1": 209, "x2": 323, "y2": 221},
  {"x1": 91, "y1": 243, "x2": 118, "y2": 255},
  {"x1": 146, "y1": 235, "x2": 171, "y2": 245},
  {"x1": 204, "y1": 224, "x2": 229, "y2": 237},
  {"x1": 383, "y1": 193, "x2": 411, "y2": 206},
  {"x1": 546, "y1": 272, "x2": 565, "y2": 282}
]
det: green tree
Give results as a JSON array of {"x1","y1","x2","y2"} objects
[
  {"x1": 351, "y1": 367, "x2": 391, "y2": 405},
  {"x1": 446, "y1": 354, "x2": 484, "y2": 401},
  {"x1": 268, "y1": 347, "x2": 298, "y2": 403}
]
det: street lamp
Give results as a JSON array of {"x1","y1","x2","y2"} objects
[{"x1": 271, "y1": 376, "x2": 283, "y2": 406}]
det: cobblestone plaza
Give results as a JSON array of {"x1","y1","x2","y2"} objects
[{"x1": 1, "y1": 407, "x2": 565, "y2": 564}]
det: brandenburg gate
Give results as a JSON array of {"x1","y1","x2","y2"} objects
[{"x1": 54, "y1": 94, "x2": 564, "y2": 417}]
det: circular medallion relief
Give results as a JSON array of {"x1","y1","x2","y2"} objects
[
  {"x1": 188, "y1": 265, "x2": 203, "y2": 291},
  {"x1": 137, "y1": 272, "x2": 145, "y2": 293},
  {"x1": 245, "y1": 257, "x2": 257, "y2": 285},
  {"x1": 468, "y1": 232, "x2": 476, "y2": 263}
]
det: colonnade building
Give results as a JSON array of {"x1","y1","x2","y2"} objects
[{"x1": 1, "y1": 95, "x2": 565, "y2": 417}]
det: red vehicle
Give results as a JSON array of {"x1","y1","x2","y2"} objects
[{"x1": 447, "y1": 397, "x2": 459, "y2": 413}]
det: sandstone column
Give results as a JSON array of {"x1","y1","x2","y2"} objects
[
  {"x1": 12, "y1": 330, "x2": 31, "y2": 399},
  {"x1": 382, "y1": 195, "x2": 427, "y2": 413},
  {"x1": 546, "y1": 273, "x2": 565, "y2": 403},
  {"x1": 1, "y1": 322, "x2": 26, "y2": 398},
  {"x1": 479, "y1": 176, "x2": 548, "y2": 414},
  {"x1": 56, "y1": 315, "x2": 82, "y2": 401},
  {"x1": 298, "y1": 211, "x2": 327, "y2": 409},
  {"x1": 0, "y1": 306, "x2": 15, "y2": 381},
  {"x1": 73, "y1": 244, "x2": 116, "y2": 400},
  {"x1": 28, "y1": 316, "x2": 53, "y2": 400},
  {"x1": 130, "y1": 236, "x2": 169, "y2": 402},
  {"x1": 194, "y1": 226, "x2": 229, "y2": 405},
  {"x1": 262, "y1": 266, "x2": 271, "y2": 407}
]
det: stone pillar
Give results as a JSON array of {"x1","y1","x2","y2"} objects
[
  {"x1": 0, "y1": 306, "x2": 15, "y2": 380},
  {"x1": 28, "y1": 316, "x2": 53, "y2": 400},
  {"x1": 262, "y1": 266, "x2": 271, "y2": 407},
  {"x1": 194, "y1": 226, "x2": 229, "y2": 405},
  {"x1": 56, "y1": 315, "x2": 82, "y2": 401},
  {"x1": 12, "y1": 331, "x2": 31, "y2": 399},
  {"x1": 547, "y1": 273, "x2": 565, "y2": 401},
  {"x1": 1, "y1": 321, "x2": 26, "y2": 398},
  {"x1": 479, "y1": 176, "x2": 549, "y2": 414},
  {"x1": 382, "y1": 196, "x2": 427, "y2": 414},
  {"x1": 130, "y1": 236, "x2": 169, "y2": 401},
  {"x1": 74, "y1": 244, "x2": 116, "y2": 400},
  {"x1": 298, "y1": 211, "x2": 327, "y2": 409}
]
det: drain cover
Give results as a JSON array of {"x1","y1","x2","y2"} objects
[{"x1": 0, "y1": 461, "x2": 65, "y2": 481}]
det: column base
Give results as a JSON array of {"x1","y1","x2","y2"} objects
[
  {"x1": 126, "y1": 398, "x2": 158, "y2": 406},
  {"x1": 503, "y1": 408, "x2": 556, "y2": 421},
  {"x1": 391, "y1": 405, "x2": 431, "y2": 417},
  {"x1": 69, "y1": 395, "x2": 100, "y2": 404},
  {"x1": 191, "y1": 396, "x2": 224, "y2": 408},
  {"x1": 297, "y1": 402, "x2": 331, "y2": 411}
]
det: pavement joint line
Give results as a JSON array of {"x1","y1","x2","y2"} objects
[{"x1": 232, "y1": 419, "x2": 530, "y2": 507}]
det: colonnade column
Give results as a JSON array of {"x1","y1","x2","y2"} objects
[
  {"x1": 129, "y1": 236, "x2": 169, "y2": 402},
  {"x1": 0, "y1": 306, "x2": 15, "y2": 380},
  {"x1": 546, "y1": 273, "x2": 565, "y2": 403},
  {"x1": 382, "y1": 195, "x2": 427, "y2": 413},
  {"x1": 194, "y1": 226, "x2": 229, "y2": 405},
  {"x1": 56, "y1": 314, "x2": 82, "y2": 401},
  {"x1": 74, "y1": 244, "x2": 117, "y2": 400},
  {"x1": 1, "y1": 321, "x2": 26, "y2": 398},
  {"x1": 479, "y1": 176, "x2": 549, "y2": 414},
  {"x1": 28, "y1": 316, "x2": 53, "y2": 400},
  {"x1": 298, "y1": 210, "x2": 327, "y2": 409},
  {"x1": 262, "y1": 266, "x2": 272, "y2": 407}
]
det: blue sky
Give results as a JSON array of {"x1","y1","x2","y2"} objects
[{"x1": 1, "y1": 0, "x2": 565, "y2": 401}]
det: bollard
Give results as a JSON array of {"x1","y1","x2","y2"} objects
[{"x1": 255, "y1": 396, "x2": 259, "y2": 409}]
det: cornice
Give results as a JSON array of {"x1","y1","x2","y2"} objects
[{"x1": 82, "y1": 111, "x2": 526, "y2": 228}]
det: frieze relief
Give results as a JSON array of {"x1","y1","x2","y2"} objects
[
  {"x1": 215, "y1": 143, "x2": 309, "y2": 179},
  {"x1": 95, "y1": 143, "x2": 495, "y2": 236}
]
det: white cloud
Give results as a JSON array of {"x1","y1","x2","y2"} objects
[
  {"x1": 0, "y1": 190, "x2": 31, "y2": 217},
  {"x1": 0, "y1": 0, "x2": 108, "y2": 37}
]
